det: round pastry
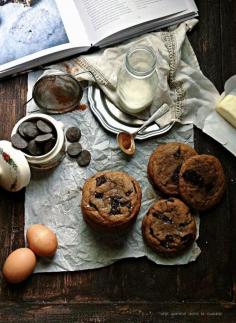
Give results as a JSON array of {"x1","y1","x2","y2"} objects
[
  {"x1": 81, "y1": 171, "x2": 142, "y2": 231},
  {"x1": 179, "y1": 154, "x2": 226, "y2": 211},
  {"x1": 142, "y1": 198, "x2": 197, "y2": 255},
  {"x1": 147, "y1": 142, "x2": 197, "y2": 196}
]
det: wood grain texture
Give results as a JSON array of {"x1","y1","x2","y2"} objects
[{"x1": 0, "y1": 0, "x2": 236, "y2": 321}]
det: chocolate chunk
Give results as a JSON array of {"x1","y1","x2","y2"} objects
[
  {"x1": 18, "y1": 122, "x2": 30, "y2": 138},
  {"x1": 161, "y1": 235, "x2": 175, "y2": 248},
  {"x1": 183, "y1": 169, "x2": 204, "y2": 187},
  {"x1": 96, "y1": 175, "x2": 107, "y2": 187},
  {"x1": 95, "y1": 192, "x2": 103, "y2": 199},
  {"x1": 27, "y1": 139, "x2": 43, "y2": 156},
  {"x1": 11, "y1": 133, "x2": 28, "y2": 150},
  {"x1": 44, "y1": 138, "x2": 56, "y2": 154},
  {"x1": 171, "y1": 165, "x2": 181, "y2": 184},
  {"x1": 35, "y1": 133, "x2": 53, "y2": 144},
  {"x1": 36, "y1": 120, "x2": 53, "y2": 134},
  {"x1": 89, "y1": 202, "x2": 98, "y2": 210},
  {"x1": 153, "y1": 211, "x2": 172, "y2": 224},
  {"x1": 121, "y1": 200, "x2": 131, "y2": 209},
  {"x1": 173, "y1": 147, "x2": 181, "y2": 158},
  {"x1": 67, "y1": 143, "x2": 82, "y2": 157},
  {"x1": 125, "y1": 190, "x2": 133, "y2": 196},
  {"x1": 179, "y1": 221, "x2": 190, "y2": 228},
  {"x1": 205, "y1": 182, "x2": 214, "y2": 192},
  {"x1": 21, "y1": 121, "x2": 39, "y2": 139},
  {"x1": 181, "y1": 234, "x2": 193, "y2": 245},
  {"x1": 66, "y1": 127, "x2": 81, "y2": 142},
  {"x1": 77, "y1": 150, "x2": 91, "y2": 167},
  {"x1": 110, "y1": 196, "x2": 121, "y2": 215},
  {"x1": 126, "y1": 201, "x2": 131, "y2": 209}
]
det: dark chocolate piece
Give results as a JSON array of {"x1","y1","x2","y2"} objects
[
  {"x1": 77, "y1": 150, "x2": 91, "y2": 166},
  {"x1": 27, "y1": 139, "x2": 43, "y2": 156},
  {"x1": 35, "y1": 133, "x2": 53, "y2": 144},
  {"x1": 66, "y1": 127, "x2": 81, "y2": 142},
  {"x1": 183, "y1": 169, "x2": 204, "y2": 187},
  {"x1": 44, "y1": 138, "x2": 56, "y2": 154},
  {"x1": 11, "y1": 133, "x2": 28, "y2": 150},
  {"x1": 21, "y1": 121, "x2": 39, "y2": 139},
  {"x1": 96, "y1": 175, "x2": 107, "y2": 187},
  {"x1": 36, "y1": 120, "x2": 53, "y2": 134},
  {"x1": 67, "y1": 143, "x2": 82, "y2": 157}
]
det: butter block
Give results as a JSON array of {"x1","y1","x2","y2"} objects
[{"x1": 216, "y1": 94, "x2": 236, "y2": 128}]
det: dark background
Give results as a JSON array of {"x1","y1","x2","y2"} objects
[{"x1": 0, "y1": 0, "x2": 236, "y2": 322}]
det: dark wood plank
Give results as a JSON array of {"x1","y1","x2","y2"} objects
[
  {"x1": 1, "y1": 301, "x2": 236, "y2": 323},
  {"x1": 177, "y1": 0, "x2": 233, "y2": 301},
  {"x1": 0, "y1": 76, "x2": 27, "y2": 140},
  {"x1": 0, "y1": 75, "x2": 27, "y2": 302},
  {"x1": 220, "y1": 0, "x2": 236, "y2": 303},
  {"x1": 1, "y1": 0, "x2": 236, "y2": 321},
  {"x1": 189, "y1": 0, "x2": 223, "y2": 91},
  {"x1": 220, "y1": 0, "x2": 236, "y2": 81}
]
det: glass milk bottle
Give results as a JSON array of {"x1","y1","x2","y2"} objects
[{"x1": 117, "y1": 46, "x2": 158, "y2": 114}]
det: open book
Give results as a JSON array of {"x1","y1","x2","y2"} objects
[{"x1": 0, "y1": 0, "x2": 198, "y2": 79}]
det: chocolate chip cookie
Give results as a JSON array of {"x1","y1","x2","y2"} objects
[
  {"x1": 147, "y1": 143, "x2": 198, "y2": 196},
  {"x1": 179, "y1": 154, "x2": 226, "y2": 211},
  {"x1": 142, "y1": 198, "x2": 197, "y2": 255},
  {"x1": 81, "y1": 171, "x2": 142, "y2": 231}
]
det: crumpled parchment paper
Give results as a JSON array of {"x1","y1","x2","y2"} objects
[{"x1": 25, "y1": 71, "x2": 201, "y2": 273}]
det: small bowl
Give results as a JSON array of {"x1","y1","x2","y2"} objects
[
  {"x1": 11, "y1": 113, "x2": 65, "y2": 171},
  {"x1": 32, "y1": 70, "x2": 83, "y2": 114}
]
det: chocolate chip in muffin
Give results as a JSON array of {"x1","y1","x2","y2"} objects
[
  {"x1": 95, "y1": 192, "x2": 103, "y2": 199},
  {"x1": 96, "y1": 175, "x2": 107, "y2": 187},
  {"x1": 182, "y1": 169, "x2": 204, "y2": 187}
]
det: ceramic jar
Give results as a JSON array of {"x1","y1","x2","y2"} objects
[
  {"x1": 11, "y1": 113, "x2": 65, "y2": 171},
  {"x1": 0, "y1": 140, "x2": 31, "y2": 192}
]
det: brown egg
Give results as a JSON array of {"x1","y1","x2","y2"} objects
[
  {"x1": 2, "y1": 248, "x2": 36, "y2": 284},
  {"x1": 26, "y1": 224, "x2": 58, "y2": 257}
]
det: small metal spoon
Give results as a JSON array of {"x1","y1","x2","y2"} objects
[{"x1": 117, "y1": 103, "x2": 170, "y2": 155}]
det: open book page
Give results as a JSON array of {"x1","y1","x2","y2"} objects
[
  {"x1": 0, "y1": 0, "x2": 89, "y2": 75},
  {"x1": 74, "y1": 0, "x2": 196, "y2": 45},
  {"x1": 56, "y1": 0, "x2": 90, "y2": 47}
]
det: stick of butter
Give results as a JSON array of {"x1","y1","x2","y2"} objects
[{"x1": 216, "y1": 94, "x2": 236, "y2": 128}]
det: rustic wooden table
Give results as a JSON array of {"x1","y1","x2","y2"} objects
[{"x1": 1, "y1": 1, "x2": 236, "y2": 322}]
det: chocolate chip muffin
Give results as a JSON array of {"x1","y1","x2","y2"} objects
[
  {"x1": 142, "y1": 198, "x2": 197, "y2": 255},
  {"x1": 179, "y1": 154, "x2": 226, "y2": 211},
  {"x1": 147, "y1": 142, "x2": 198, "y2": 196},
  {"x1": 81, "y1": 171, "x2": 142, "y2": 231}
]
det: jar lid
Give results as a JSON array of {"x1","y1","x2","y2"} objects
[
  {"x1": 32, "y1": 70, "x2": 83, "y2": 114},
  {"x1": 0, "y1": 141, "x2": 31, "y2": 192}
]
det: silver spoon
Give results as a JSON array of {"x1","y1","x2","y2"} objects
[{"x1": 117, "y1": 103, "x2": 170, "y2": 155}]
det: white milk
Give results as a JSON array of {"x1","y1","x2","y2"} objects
[{"x1": 117, "y1": 77, "x2": 154, "y2": 114}]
